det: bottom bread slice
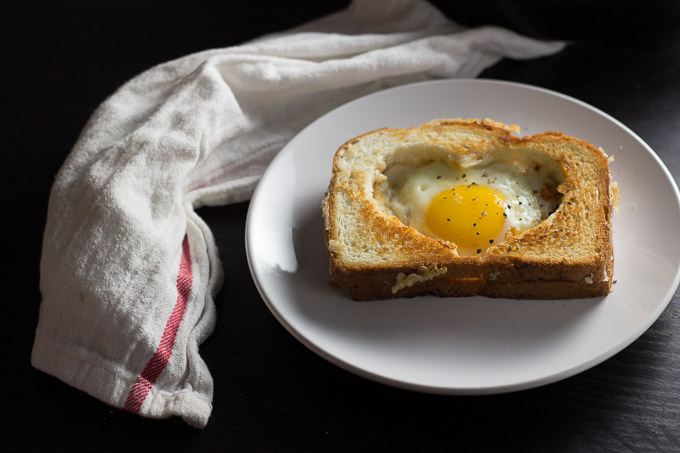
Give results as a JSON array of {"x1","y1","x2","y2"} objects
[
  {"x1": 341, "y1": 275, "x2": 611, "y2": 301},
  {"x1": 478, "y1": 280, "x2": 611, "y2": 299},
  {"x1": 344, "y1": 277, "x2": 484, "y2": 301}
]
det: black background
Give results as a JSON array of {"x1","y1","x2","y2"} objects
[{"x1": 5, "y1": 1, "x2": 680, "y2": 451}]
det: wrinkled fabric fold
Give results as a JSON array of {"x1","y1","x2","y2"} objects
[{"x1": 32, "y1": 0, "x2": 564, "y2": 428}]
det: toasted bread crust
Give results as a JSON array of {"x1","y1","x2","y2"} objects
[{"x1": 322, "y1": 119, "x2": 615, "y2": 300}]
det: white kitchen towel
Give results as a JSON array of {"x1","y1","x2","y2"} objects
[{"x1": 32, "y1": 0, "x2": 564, "y2": 428}]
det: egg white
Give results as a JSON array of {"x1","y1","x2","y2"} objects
[{"x1": 379, "y1": 160, "x2": 560, "y2": 253}]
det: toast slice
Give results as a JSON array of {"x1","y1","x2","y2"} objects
[{"x1": 322, "y1": 119, "x2": 616, "y2": 301}]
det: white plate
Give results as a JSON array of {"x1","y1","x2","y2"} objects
[{"x1": 245, "y1": 79, "x2": 680, "y2": 394}]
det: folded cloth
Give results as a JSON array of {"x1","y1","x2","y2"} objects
[{"x1": 32, "y1": 0, "x2": 564, "y2": 428}]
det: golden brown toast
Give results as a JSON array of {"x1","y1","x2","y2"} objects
[{"x1": 322, "y1": 119, "x2": 616, "y2": 301}]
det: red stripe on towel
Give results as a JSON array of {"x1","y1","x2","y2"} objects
[{"x1": 124, "y1": 235, "x2": 193, "y2": 414}]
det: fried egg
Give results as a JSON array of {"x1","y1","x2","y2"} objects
[{"x1": 379, "y1": 160, "x2": 561, "y2": 255}]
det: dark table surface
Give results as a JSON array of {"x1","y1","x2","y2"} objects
[{"x1": 6, "y1": 1, "x2": 680, "y2": 451}]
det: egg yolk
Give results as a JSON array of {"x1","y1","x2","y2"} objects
[{"x1": 425, "y1": 184, "x2": 505, "y2": 254}]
